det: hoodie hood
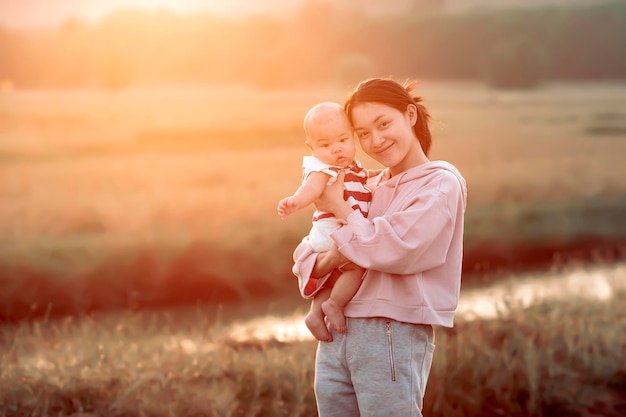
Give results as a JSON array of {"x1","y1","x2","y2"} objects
[{"x1": 372, "y1": 160, "x2": 467, "y2": 210}]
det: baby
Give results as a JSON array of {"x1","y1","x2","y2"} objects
[{"x1": 278, "y1": 102, "x2": 373, "y2": 341}]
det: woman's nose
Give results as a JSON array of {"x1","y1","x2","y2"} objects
[{"x1": 371, "y1": 131, "x2": 384, "y2": 146}]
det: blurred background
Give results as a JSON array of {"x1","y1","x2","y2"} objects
[
  {"x1": 1, "y1": 0, "x2": 625, "y2": 321},
  {"x1": 1, "y1": 0, "x2": 625, "y2": 90}
]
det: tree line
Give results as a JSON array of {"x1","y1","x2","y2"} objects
[{"x1": 1, "y1": 1, "x2": 624, "y2": 90}]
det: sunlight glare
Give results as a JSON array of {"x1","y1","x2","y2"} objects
[
  {"x1": 82, "y1": 0, "x2": 246, "y2": 22},
  {"x1": 226, "y1": 312, "x2": 314, "y2": 343},
  {"x1": 226, "y1": 262, "x2": 626, "y2": 342},
  {"x1": 457, "y1": 263, "x2": 622, "y2": 321},
  {"x1": 100, "y1": 0, "x2": 213, "y2": 13}
]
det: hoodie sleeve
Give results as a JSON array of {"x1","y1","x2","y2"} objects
[
  {"x1": 292, "y1": 236, "x2": 337, "y2": 298},
  {"x1": 331, "y1": 172, "x2": 464, "y2": 275},
  {"x1": 292, "y1": 237, "x2": 318, "y2": 286}
]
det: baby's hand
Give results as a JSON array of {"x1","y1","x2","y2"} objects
[{"x1": 277, "y1": 196, "x2": 299, "y2": 219}]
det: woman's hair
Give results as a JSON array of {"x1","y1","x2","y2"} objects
[{"x1": 344, "y1": 78, "x2": 432, "y2": 156}]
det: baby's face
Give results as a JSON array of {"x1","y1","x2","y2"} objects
[{"x1": 306, "y1": 115, "x2": 356, "y2": 168}]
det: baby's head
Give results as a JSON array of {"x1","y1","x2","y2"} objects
[{"x1": 304, "y1": 102, "x2": 356, "y2": 168}]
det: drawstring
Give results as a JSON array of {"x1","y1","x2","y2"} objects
[{"x1": 381, "y1": 171, "x2": 406, "y2": 214}]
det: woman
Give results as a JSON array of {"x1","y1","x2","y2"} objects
[{"x1": 292, "y1": 78, "x2": 467, "y2": 416}]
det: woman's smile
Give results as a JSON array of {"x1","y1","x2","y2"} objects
[{"x1": 374, "y1": 142, "x2": 394, "y2": 156}]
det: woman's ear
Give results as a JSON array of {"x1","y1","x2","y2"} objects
[{"x1": 406, "y1": 104, "x2": 418, "y2": 126}]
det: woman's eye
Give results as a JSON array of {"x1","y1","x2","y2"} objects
[{"x1": 380, "y1": 121, "x2": 389, "y2": 129}]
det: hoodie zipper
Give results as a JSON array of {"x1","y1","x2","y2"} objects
[{"x1": 385, "y1": 321, "x2": 396, "y2": 381}]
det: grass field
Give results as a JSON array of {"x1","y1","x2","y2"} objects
[
  {"x1": 1, "y1": 262, "x2": 624, "y2": 416},
  {"x1": 1, "y1": 80, "x2": 626, "y2": 319}
]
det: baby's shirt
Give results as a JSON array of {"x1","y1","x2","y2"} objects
[{"x1": 302, "y1": 156, "x2": 372, "y2": 221}]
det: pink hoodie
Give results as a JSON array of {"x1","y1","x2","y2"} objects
[{"x1": 292, "y1": 161, "x2": 467, "y2": 328}]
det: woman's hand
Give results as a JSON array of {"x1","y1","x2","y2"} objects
[
  {"x1": 314, "y1": 171, "x2": 354, "y2": 220},
  {"x1": 311, "y1": 244, "x2": 350, "y2": 278}
]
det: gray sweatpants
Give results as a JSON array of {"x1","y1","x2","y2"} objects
[{"x1": 314, "y1": 317, "x2": 435, "y2": 417}]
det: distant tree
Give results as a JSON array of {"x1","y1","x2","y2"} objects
[
  {"x1": 0, "y1": 28, "x2": 13, "y2": 87},
  {"x1": 333, "y1": 53, "x2": 377, "y2": 88},
  {"x1": 51, "y1": 18, "x2": 92, "y2": 87},
  {"x1": 97, "y1": 51, "x2": 134, "y2": 91},
  {"x1": 0, "y1": 1, "x2": 624, "y2": 89},
  {"x1": 408, "y1": 0, "x2": 446, "y2": 14},
  {"x1": 483, "y1": 35, "x2": 551, "y2": 89}
]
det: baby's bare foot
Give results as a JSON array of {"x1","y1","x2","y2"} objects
[
  {"x1": 322, "y1": 299, "x2": 347, "y2": 334},
  {"x1": 305, "y1": 311, "x2": 332, "y2": 342}
]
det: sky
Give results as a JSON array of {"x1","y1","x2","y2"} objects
[
  {"x1": 0, "y1": 0, "x2": 297, "y2": 28},
  {"x1": 0, "y1": 0, "x2": 609, "y2": 29}
]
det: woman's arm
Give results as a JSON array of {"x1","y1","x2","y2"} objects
[
  {"x1": 310, "y1": 245, "x2": 349, "y2": 278},
  {"x1": 314, "y1": 168, "x2": 466, "y2": 275},
  {"x1": 292, "y1": 236, "x2": 350, "y2": 298},
  {"x1": 332, "y1": 173, "x2": 465, "y2": 275}
]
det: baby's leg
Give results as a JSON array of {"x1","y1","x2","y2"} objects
[
  {"x1": 322, "y1": 264, "x2": 364, "y2": 334},
  {"x1": 305, "y1": 287, "x2": 332, "y2": 342}
]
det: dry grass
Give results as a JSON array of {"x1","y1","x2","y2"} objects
[
  {"x1": 426, "y1": 290, "x2": 626, "y2": 416},
  {"x1": 1, "y1": 266, "x2": 624, "y2": 416}
]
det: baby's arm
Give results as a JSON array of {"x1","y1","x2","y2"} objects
[{"x1": 277, "y1": 171, "x2": 330, "y2": 219}]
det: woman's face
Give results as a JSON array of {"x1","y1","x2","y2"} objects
[{"x1": 351, "y1": 102, "x2": 421, "y2": 176}]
